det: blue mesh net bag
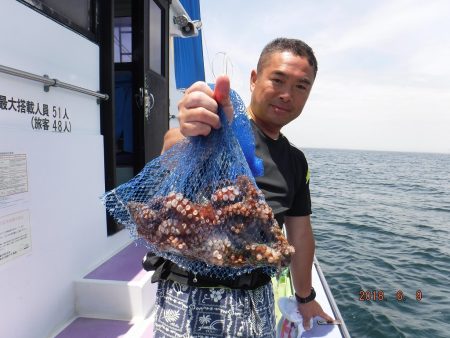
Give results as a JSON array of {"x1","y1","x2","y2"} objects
[{"x1": 102, "y1": 88, "x2": 294, "y2": 278}]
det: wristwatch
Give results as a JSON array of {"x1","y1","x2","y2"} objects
[{"x1": 295, "y1": 287, "x2": 316, "y2": 304}]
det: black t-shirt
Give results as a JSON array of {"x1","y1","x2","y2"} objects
[
  {"x1": 251, "y1": 120, "x2": 312, "y2": 224},
  {"x1": 146, "y1": 120, "x2": 312, "y2": 289}
]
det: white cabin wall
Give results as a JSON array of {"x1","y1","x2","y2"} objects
[{"x1": 0, "y1": 2, "x2": 129, "y2": 338}]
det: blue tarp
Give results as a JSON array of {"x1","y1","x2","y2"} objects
[{"x1": 174, "y1": 0, "x2": 205, "y2": 89}]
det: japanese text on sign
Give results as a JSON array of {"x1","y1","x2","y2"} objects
[{"x1": 0, "y1": 94, "x2": 71, "y2": 133}]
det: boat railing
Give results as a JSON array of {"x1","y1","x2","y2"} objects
[
  {"x1": 0, "y1": 64, "x2": 109, "y2": 101},
  {"x1": 314, "y1": 256, "x2": 352, "y2": 338}
]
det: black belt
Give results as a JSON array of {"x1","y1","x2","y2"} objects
[{"x1": 143, "y1": 253, "x2": 271, "y2": 290}]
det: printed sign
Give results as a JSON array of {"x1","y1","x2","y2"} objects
[
  {"x1": 0, "y1": 152, "x2": 28, "y2": 198},
  {"x1": 0, "y1": 210, "x2": 31, "y2": 265}
]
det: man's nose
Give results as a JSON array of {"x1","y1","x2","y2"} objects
[{"x1": 278, "y1": 86, "x2": 292, "y2": 102}]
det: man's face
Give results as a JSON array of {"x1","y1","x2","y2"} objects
[{"x1": 249, "y1": 51, "x2": 315, "y2": 134}]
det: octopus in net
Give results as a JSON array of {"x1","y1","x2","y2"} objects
[{"x1": 128, "y1": 175, "x2": 295, "y2": 269}]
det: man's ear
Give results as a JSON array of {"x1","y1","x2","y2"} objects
[{"x1": 250, "y1": 69, "x2": 257, "y2": 92}]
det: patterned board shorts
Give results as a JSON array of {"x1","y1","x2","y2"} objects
[{"x1": 153, "y1": 279, "x2": 276, "y2": 338}]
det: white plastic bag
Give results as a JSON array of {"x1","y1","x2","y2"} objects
[{"x1": 276, "y1": 297, "x2": 313, "y2": 338}]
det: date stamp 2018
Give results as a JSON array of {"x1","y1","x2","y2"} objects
[{"x1": 359, "y1": 289, "x2": 423, "y2": 302}]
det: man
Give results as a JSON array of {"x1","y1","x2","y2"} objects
[{"x1": 151, "y1": 37, "x2": 333, "y2": 337}]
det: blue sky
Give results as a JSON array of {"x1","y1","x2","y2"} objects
[{"x1": 199, "y1": 0, "x2": 450, "y2": 153}]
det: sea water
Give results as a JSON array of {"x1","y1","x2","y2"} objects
[{"x1": 304, "y1": 148, "x2": 450, "y2": 338}]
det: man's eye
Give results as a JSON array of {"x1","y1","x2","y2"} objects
[
  {"x1": 272, "y1": 78, "x2": 282, "y2": 84},
  {"x1": 296, "y1": 84, "x2": 306, "y2": 90}
]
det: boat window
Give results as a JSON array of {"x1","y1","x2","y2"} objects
[
  {"x1": 114, "y1": 17, "x2": 132, "y2": 63},
  {"x1": 149, "y1": 0, "x2": 163, "y2": 75},
  {"x1": 18, "y1": 0, "x2": 97, "y2": 41}
]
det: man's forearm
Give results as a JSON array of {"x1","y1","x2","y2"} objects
[
  {"x1": 285, "y1": 216, "x2": 315, "y2": 297},
  {"x1": 161, "y1": 127, "x2": 185, "y2": 153}
]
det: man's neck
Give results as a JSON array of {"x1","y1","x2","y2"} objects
[{"x1": 247, "y1": 107, "x2": 281, "y2": 140}]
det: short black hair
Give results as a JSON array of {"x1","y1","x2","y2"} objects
[{"x1": 257, "y1": 38, "x2": 318, "y2": 77}]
